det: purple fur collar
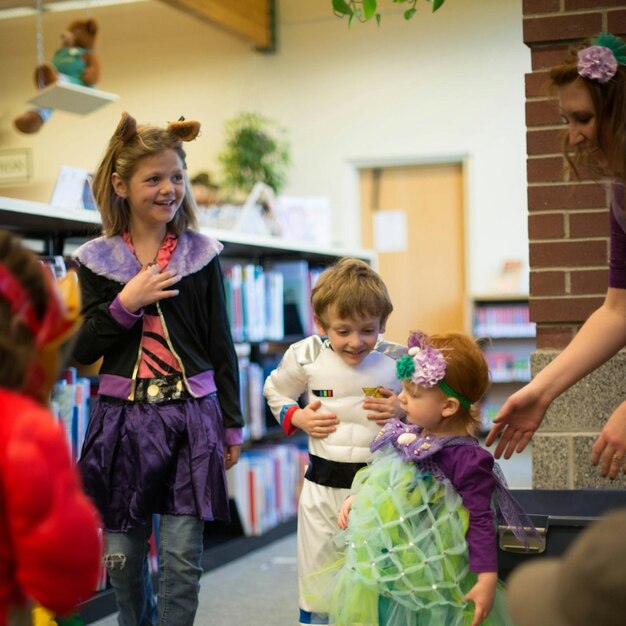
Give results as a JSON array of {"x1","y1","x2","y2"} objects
[{"x1": 72, "y1": 230, "x2": 223, "y2": 283}]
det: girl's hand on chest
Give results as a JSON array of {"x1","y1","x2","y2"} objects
[{"x1": 119, "y1": 264, "x2": 182, "y2": 313}]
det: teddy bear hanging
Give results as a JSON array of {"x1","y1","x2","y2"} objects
[{"x1": 13, "y1": 19, "x2": 101, "y2": 134}]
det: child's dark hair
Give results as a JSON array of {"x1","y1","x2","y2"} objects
[
  {"x1": 0, "y1": 230, "x2": 48, "y2": 391},
  {"x1": 92, "y1": 112, "x2": 201, "y2": 236},
  {"x1": 311, "y1": 257, "x2": 393, "y2": 329}
]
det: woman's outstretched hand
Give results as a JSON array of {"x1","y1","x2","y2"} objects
[
  {"x1": 485, "y1": 384, "x2": 548, "y2": 459},
  {"x1": 591, "y1": 400, "x2": 626, "y2": 478}
]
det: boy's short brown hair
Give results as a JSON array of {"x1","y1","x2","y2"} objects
[{"x1": 311, "y1": 257, "x2": 393, "y2": 329}]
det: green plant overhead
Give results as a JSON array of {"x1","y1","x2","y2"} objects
[
  {"x1": 218, "y1": 112, "x2": 291, "y2": 200},
  {"x1": 332, "y1": 0, "x2": 445, "y2": 25}
]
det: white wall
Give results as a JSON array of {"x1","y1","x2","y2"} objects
[{"x1": 0, "y1": 0, "x2": 530, "y2": 293}]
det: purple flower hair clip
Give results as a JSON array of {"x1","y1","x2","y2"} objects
[
  {"x1": 578, "y1": 46, "x2": 618, "y2": 84},
  {"x1": 396, "y1": 330, "x2": 472, "y2": 409},
  {"x1": 397, "y1": 331, "x2": 447, "y2": 388},
  {"x1": 577, "y1": 33, "x2": 626, "y2": 84}
]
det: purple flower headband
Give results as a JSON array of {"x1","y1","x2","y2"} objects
[
  {"x1": 396, "y1": 331, "x2": 472, "y2": 409},
  {"x1": 578, "y1": 33, "x2": 626, "y2": 85}
]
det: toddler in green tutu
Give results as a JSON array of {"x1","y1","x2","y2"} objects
[{"x1": 307, "y1": 331, "x2": 540, "y2": 626}]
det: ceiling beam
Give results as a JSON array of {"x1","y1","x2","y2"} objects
[
  {"x1": 157, "y1": 0, "x2": 274, "y2": 52},
  {"x1": 0, "y1": 1, "x2": 274, "y2": 51}
]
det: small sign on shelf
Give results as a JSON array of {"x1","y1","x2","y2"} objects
[
  {"x1": 0, "y1": 148, "x2": 32, "y2": 185},
  {"x1": 49, "y1": 166, "x2": 96, "y2": 212}
]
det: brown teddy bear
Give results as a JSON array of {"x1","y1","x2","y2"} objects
[{"x1": 13, "y1": 19, "x2": 100, "y2": 134}]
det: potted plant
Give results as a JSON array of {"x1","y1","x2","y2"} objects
[{"x1": 217, "y1": 111, "x2": 291, "y2": 203}]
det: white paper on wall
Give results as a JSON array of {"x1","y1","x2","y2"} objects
[{"x1": 373, "y1": 209, "x2": 408, "y2": 252}]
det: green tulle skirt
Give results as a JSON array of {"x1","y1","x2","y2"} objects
[{"x1": 304, "y1": 449, "x2": 513, "y2": 626}]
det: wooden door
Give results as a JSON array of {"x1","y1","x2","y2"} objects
[{"x1": 360, "y1": 163, "x2": 466, "y2": 344}]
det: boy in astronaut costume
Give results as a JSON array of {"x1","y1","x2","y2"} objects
[{"x1": 264, "y1": 258, "x2": 405, "y2": 625}]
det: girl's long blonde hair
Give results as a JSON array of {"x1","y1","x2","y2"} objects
[{"x1": 91, "y1": 113, "x2": 200, "y2": 236}]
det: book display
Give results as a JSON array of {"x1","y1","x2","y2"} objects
[
  {"x1": 470, "y1": 296, "x2": 536, "y2": 432},
  {"x1": 0, "y1": 194, "x2": 375, "y2": 622}
]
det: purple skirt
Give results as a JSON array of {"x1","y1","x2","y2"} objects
[{"x1": 78, "y1": 393, "x2": 229, "y2": 532}]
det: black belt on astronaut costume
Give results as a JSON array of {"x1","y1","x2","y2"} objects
[{"x1": 304, "y1": 453, "x2": 367, "y2": 489}]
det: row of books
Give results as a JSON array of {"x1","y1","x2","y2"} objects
[
  {"x1": 226, "y1": 443, "x2": 308, "y2": 536},
  {"x1": 484, "y1": 351, "x2": 532, "y2": 383},
  {"x1": 237, "y1": 343, "x2": 268, "y2": 441},
  {"x1": 473, "y1": 303, "x2": 535, "y2": 338},
  {"x1": 223, "y1": 263, "x2": 284, "y2": 342},
  {"x1": 223, "y1": 259, "x2": 325, "y2": 342},
  {"x1": 480, "y1": 403, "x2": 503, "y2": 430},
  {"x1": 50, "y1": 367, "x2": 91, "y2": 462}
]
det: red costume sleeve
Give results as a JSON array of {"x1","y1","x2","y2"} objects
[{"x1": 3, "y1": 392, "x2": 102, "y2": 615}]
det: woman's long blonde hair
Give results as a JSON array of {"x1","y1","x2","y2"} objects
[{"x1": 550, "y1": 43, "x2": 626, "y2": 181}]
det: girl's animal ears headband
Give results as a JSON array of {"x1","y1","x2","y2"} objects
[
  {"x1": 578, "y1": 32, "x2": 626, "y2": 84},
  {"x1": 115, "y1": 112, "x2": 201, "y2": 143},
  {"x1": 396, "y1": 331, "x2": 472, "y2": 409}
]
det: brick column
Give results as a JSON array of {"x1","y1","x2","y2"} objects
[{"x1": 523, "y1": 1, "x2": 626, "y2": 488}]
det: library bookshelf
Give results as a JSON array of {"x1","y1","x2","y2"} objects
[
  {"x1": 470, "y1": 294, "x2": 536, "y2": 434},
  {"x1": 0, "y1": 195, "x2": 375, "y2": 622}
]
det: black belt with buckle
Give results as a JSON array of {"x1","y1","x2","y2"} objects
[{"x1": 134, "y1": 374, "x2": 191, "y2": 403}]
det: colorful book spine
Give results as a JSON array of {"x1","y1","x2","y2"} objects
[{"x1": 226, "y1": 444, "x2": 306, "y2": 536}]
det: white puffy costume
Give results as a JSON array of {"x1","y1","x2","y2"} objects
[{"x1": 263, "y1": 335, "x2": 405, "y2": 624}]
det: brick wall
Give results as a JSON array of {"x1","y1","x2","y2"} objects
[
  {"x1": 523, "y1": 1, "x2": 626, "y2": 349},
  {"x1": 523, "y1": 2, "x2": 626, "y2": 489}
]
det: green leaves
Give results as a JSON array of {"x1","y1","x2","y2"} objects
[
  {"x1": 218, "y1": 112, "x2": 291, "y2": 199},
  {"x1": 362, "y1": 0, "x2": 377, "y2": 20},
  {"x1": 331, "y1": 0, "x2": 445, "y2": 24},
  {"x1": 332, "y1": 0, "x2": 352, "y2": 16}
]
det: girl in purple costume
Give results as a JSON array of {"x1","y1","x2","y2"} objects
[
  {"x1": 487, "y1": 33, "x2": 626, "y2": 479},
  {"x1": 73, "y1": 113, "x2": 243, "y2": 626},
  {"x1": 311, "y1": 332, "x2": 538, "y2": 626}
]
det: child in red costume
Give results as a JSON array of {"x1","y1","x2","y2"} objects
[{"x1": 0, "y1": 229, "x2": 102, "y2": 626}]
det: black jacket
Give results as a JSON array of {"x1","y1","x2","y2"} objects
[{"x1": 72, "y1": 230, "x2": 243, "y2": 430}]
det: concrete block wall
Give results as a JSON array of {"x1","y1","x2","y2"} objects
[{"x1": 522, "y1": 1, "x2": 626, "y2": 488}]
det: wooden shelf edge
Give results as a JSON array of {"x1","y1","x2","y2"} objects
[
  {"x1": 471, "y1": 293, "x2": 529, "y2": 302},
  {"x1": 0, "y1": 195, "x2": 375, "y2": 262}
]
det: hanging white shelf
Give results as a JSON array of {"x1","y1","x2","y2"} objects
[{"x1": 28, "y1": 82, "x2": 119, "y2": 115}]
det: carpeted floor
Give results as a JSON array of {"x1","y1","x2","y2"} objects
[
  {"x1": 89, "y1": 444, "x2": 532, "y2": 625},
  {"x1": 89, "y1": 532, "x2": 299, "y2": 626}
]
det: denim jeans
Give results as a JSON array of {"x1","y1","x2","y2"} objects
[{"x1": 104, "y1": 515, "x2": 205, "y2": 626}]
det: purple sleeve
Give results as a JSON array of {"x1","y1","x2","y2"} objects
[
  {"x1": 609, "y1": 208, "x2": 626, "y2": 289},
  {"x1": 224, "y1": 427, "x2": 243, "y2": 446},
  {"x1": 108, "y1": 294, "x2": 143, "y2": 328},
  {"x1": 436, "y1": 446, "x2": 497, "y2": 572}
]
